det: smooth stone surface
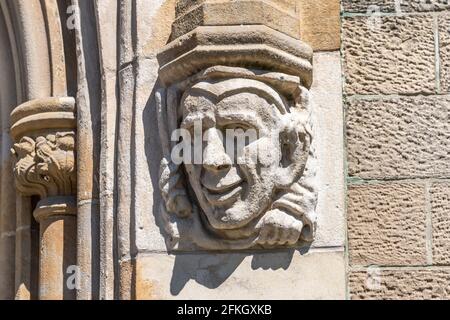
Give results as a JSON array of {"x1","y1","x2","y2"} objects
[
  {"x1": 347, "y1": 96, "x2": 450, "y2": 179},
  {"x1": 342, "y1": 15, "x2": 436, "y2": 95},
  {"x1": 135, "y1": 249, "x2": 346, "y2": 300},
  {"x1": 430, "y1": 182, "x2": 450, "y2": 265}
]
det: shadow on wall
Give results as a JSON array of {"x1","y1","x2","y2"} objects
[
  {"x1": 168, "y1": 248, "x2": 310, "y2": 296},
  {"x1": 142, "y1": 77, "x2": 311, "y2": 296}
]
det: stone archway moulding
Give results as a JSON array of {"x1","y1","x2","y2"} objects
[{"x1": 0, "y1": 0, "x2": 76, "y2": 300}]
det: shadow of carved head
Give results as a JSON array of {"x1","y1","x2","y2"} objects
[{"x1": 157, "y1": 66, "x2": 317, "y2": 250}]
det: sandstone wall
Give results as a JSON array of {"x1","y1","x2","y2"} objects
[{"x1": 342, "y1": 0, "x2": 450, "y2": 299}]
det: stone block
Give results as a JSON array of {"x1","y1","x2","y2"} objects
[
  {"x1": 342, "y1": 15, "x2": 435, "y2": 95},
  {"x1": 135, "y1": 250, "x2": 346, "y2": 300},
  {"x1": 347, "y1": 96, "x2": 450, "y2": 179},
  {"x1": 298, "y1": 0, "x2": 341, "y2": 51},
  {"x1": 430, "y1": 182, "x2": 450, "y2": 264},
  {"x1": 136, "y1": 52, "x2": 346, "y2": 252},
  {"x1": 171, "y1": 0, "x2": 300, "y2": 40},
  {"x1": 343, "y1": 0, "x2": 450, "y2": 13},
  {"x1": 348, "y1": 183, "x2": 427, "y2": 266},
  {"x1": 439, "y1": 14, "x2": 450, "y2": 93},
  {"x1": 310, "y1": 52, "x2": 345, "y2": 247},
  {"x1": 342, "y1": 0, "x2": 395, "y2": 13},
  {"x1": 350, "y1": 268, "x2": 450, "y2": 299}
]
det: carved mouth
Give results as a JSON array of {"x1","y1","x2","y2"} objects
[{"x1": 203, "y1": 181, "x2": 245, "y2": 206}]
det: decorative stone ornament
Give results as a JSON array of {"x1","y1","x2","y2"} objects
[
  {"x1": 157, "y1": 22, "x2": 317, "y2": 250},
  {"x1": 10, "y1": 97, "x2": 77, "y2": 300}
]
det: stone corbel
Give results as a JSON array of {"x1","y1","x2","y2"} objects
[
  {"x1": 10, "y1": 97, "x2": 77, "y2": 300},
  {"x1": 155, "y1": 0, "x2": 317, "y2": 251}
]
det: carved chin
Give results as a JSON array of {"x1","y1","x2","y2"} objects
[{"x1": 199, "y1": 200, "x2": 262, "y2": 233}]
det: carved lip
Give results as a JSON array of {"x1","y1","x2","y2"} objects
[{"x1": 202, "y1": 180, "x2": 245, "y2": 205}]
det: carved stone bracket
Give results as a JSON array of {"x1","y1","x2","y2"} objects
[
  {"x1": 156, "y1": 0, "x2": 317, "y2": 251},
  {"x1": 10, "y1": 97, "x2": 77, "y2": 300}
]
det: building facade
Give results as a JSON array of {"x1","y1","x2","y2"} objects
[{"x1": 0, "y1": 0, "x2": 448, "y2": 300}]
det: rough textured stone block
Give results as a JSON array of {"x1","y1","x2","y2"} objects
[
  {"x1": 348, "y1": 183, "x2": 427, "y2": 266},
  {"x1": 350, "y1": 269, "x2": 450, "y2": 299},
  {"x1": 430, "y1": 182, "x2": 450, "y2": 264},
  {"x1": 135, "y1": 250, "x2": 346, "y2": 299},
  {"x1": 347, "y1": 96, "x2": 450, "y2": 179},
  {"x1": 298, "y1": 0, "x2": 341, "y2": 51},
  {"x1": 440, "y1": 14, "x2": 450, "y2": 93},
  {"x1": 343, "y1": 0, "x2": 395, "y2": 13},
  {"x1": 342, "y1": 15, "x2": 435, "y2": 95},
  {"x1": 343, "y1": 0, "x2": 450, "y2": 12}
]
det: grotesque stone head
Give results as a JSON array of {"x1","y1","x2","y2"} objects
[{"x1": 157, "y1": 66, "x2": 317, "y2": 250}]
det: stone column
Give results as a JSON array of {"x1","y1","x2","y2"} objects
[{"x1": 10, "y1": 97, "x2": 77, "y2": 300}]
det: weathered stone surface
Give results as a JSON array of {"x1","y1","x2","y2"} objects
[
  {"x1": 343, "y1": 0, "x2": 450, "y2": 12},
  {"x1": 347, "y1": 96, "x2": 450, "y2": 179},
  {"x1": 141, "y1": 0, "x2": 176, "y2": 55},
  {"x1": 348, "y1": 183, "x2": 427, "y2": 266},
  {"x1": 157, "y1": 66, "x2": 317, "y2": 250},
  {"x1": 9, "y1": 97, "x2": 78, "y2": 300},
  {"x1": 135, "y1": 250, "x2": 346, "y2": 300},
  {"x1": 342, "y1": 0, "x2": 395, "y2": 12},
  {"x1": 430, "y1": 182, "x2": 450, "y2": 265},
  {"x1": 171, "y1": 0, "x2": 300, "y2": 40},
  {"x1": 350, "y1": 269, "x2": 450, "y2": 299},
  {"x1": 138, "y1": 52, "x2": 346, "y2": 252},
  {"x1": 298, "y1": 0, "x2": 341, "y2": 51},
  {"x1": 439, "y1": 14, "x2": 450, "y2": 93},
  {"x1": 342, "y1": 15, "x2": 435, "y2": 95}
]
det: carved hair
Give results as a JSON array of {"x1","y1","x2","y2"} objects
[{"x1": 156, "y1": 66, "x2": 317, "y2": 249}]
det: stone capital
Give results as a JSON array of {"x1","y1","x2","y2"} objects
[{"x1": 10, "y1": 97, "x2": 77, "y2": 200}]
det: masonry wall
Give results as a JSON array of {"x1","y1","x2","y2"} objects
[
  {"x1": 132, "y1": 0, "x2": 347, "y2": 300},
  {"x1": 342, "y1": 1, "x2": 450, "y2": 299}
]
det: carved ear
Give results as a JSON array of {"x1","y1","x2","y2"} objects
[{"x1": 275, "y1": 117, "x2": 311, "y2": 188}]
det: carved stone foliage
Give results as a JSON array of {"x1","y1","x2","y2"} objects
[
  {"x1": 156, "y1": 26, "x2": 317, "y2": 250},
  {"x1": 12, "y1": 132, "x2": 76, "y2": 199},
  {"x1": 9, "y1": 97, "x2": 77, "y2": 201}
]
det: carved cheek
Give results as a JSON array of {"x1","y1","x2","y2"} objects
[
  {"x1": 184, "y1": 163, "x2": 202, "y2": 191},
  {"x1": 255, "y1": 137, "x2": 280, "y2": 168}
]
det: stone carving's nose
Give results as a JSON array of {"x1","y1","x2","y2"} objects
[{"x1": 203, "y1": 128, "x2": 232, "y2": 171}]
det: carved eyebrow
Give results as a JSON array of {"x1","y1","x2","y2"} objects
[
  {"x1": 181, "y1": 113, "x2": 215, "y2": 129},
  {"x1": 216, "y1": 111, "x2": 263, "y2": 129}
]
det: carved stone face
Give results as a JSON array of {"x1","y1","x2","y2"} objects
[
  {"x1": 181, "y1": 78, "x2": 306, "y2": 234},
  {"x1": 157, "y1": 69, "x2": 316, "y2": 249}
]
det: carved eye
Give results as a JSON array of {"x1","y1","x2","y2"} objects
[{"x1": 223, "y1": 123, "x2": 251, "y2": 132}]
